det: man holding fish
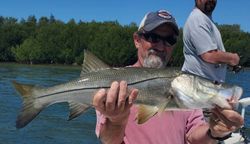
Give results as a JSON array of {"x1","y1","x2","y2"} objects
[
  {"x1": 93, "y1": 9, "x2": 243, "y2": 144},
  {"x1": 11, "y1": 1, "x2": 244, "y2": 143}
]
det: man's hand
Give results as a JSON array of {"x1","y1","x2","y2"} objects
[
  {"x1": 93, "y1": 81, "x2": 138, "y2": 125},
  {"x1": 229, "y1": 53, "x2": 240, "y2": 66},
  {"x1": 209, "y1": 106, "x2": 244, "y2": 138}
]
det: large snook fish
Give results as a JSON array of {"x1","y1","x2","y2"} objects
[{"x1": 13, "y1": 51, "x2": 243, "y2": 129}]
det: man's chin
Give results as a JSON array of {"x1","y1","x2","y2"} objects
[
  {"x1": 143, "y1": 57, "x2": 166, "y2": 68},
  {"x1": 205, "y1": 4, "x2": 216, "y2": 13}
]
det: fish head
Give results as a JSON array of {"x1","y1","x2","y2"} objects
[
  {"x1": 171, "y1": 73, "x2": 243, "y2": 109},
  {"x1": 170, "y1": 74, "x2": 215, "y2": 109}
]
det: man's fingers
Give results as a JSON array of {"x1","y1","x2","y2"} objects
[
  {"x1": 128, "y1": 88, "x2": 138, "y2": 106},
  {"x1": 212, "y1": 107, "x2": 244, "y2": 127},
  {"x1": 93, "y1": 81, "x2": 137, "y2": 122},
  {"x1": 117, "y1": 81, "x2": 127, "y2": 112},
  {"x1": 209, "y1": 114, "x2": 235, "y2": 137},
  {"x1": 92, "y1": 88, "x2": 106, "y2": 112},
  {"x1": 106, "y1": 81, "x2": 119, "y2": 113}
]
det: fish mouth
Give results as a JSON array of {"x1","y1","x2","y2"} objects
[{"x1": 231, "y1": 86, "x2": 243, "y2": 109}]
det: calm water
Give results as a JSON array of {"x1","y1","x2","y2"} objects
[
  {"x1": 0, "y1": 63, "x2": 249, "y2": 144},
  {"x1": 0, "y1": 64, "x2": 100, "y2": 144}
]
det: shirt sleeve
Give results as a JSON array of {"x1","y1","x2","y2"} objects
[
  {"x1": 95, "y1": 110, "x2": 107, "y2": 138},
  {"x1": 190, "y1": 17, "x2": 218, "y2": 55},
  {"x1": 95, "y1": 110, "x2": 127, "y2": 144},
  {"x1": 185, "y1": 109, "x2": 206, "y2": 137}
]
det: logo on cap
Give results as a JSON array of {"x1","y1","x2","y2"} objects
[{"x1": 157, "y1": 10, "x2": 172, "y2": 19}]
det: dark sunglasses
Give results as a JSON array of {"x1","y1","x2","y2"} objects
[{"x1": 139, "y1": 32, "x2": 177, "y2": 46}]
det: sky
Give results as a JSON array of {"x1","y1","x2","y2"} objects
[{"x1": 1, "y1": 0, "x2": 250, "y2": 32}]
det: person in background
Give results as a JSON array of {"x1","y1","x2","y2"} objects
[
  {"x1": 181, "y1": 0, "x2": 243, "y2": 142},
  {"x1": 93, "y1": 9, "x2": 243, "y2": 144},
  {"x1": 182, "y1": 0, "x2": 240, "y2": 83}
]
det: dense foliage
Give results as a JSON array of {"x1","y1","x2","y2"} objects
[{"x1": 0, "y1": 15, "x2": 249, "y2": 67}]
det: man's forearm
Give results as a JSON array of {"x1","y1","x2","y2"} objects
[
  {"x1": 187, "y1": 125, "x2": 217, "y2": 144},
  {"x1": 215, "y1": 51, "x2": 239, "y2": 66},
  {"x1": 201, "y1": 50, "x2": 239, "y2": 66},
  {"x1": 99, "y1": 119, "x2": 126, "y2": 144}
]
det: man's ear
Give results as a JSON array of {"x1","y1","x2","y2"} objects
[{"x1": 133, "y1": 33, "x2": 141, "y2": 49}]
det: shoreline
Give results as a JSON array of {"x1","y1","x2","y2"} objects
[{"x1": 0, "y1": 62, "x2": 81, "y2": 69}]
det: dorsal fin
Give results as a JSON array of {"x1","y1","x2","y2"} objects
[{"x1": 81, "y1": 50, "x2": 110, "y2": 76}]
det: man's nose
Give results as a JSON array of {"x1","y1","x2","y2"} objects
[{"x1": 151, "y1": 42, "x2": 165, "y2": 51}]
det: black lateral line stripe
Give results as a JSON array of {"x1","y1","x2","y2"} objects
[{"x1": 38, "y1": 76, "x2": 170, "y2": 98}]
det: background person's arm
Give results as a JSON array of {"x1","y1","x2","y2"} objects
[{"x1": 201, "y1": 50, "x2": 240, "y2": 66}]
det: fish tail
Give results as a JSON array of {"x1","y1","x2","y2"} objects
[{"x1": 12, "y1": 81, "x2": 44, "y2": 129}]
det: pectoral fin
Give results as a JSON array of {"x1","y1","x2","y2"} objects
[
  {"x1": 136, "y1": 95, "x2": 178, "y2": 124},
  {"x1": 136, "y1": 105, "x2": 159, "y2": 124},
  {"x1": 157, "y1": 99, "x2": 171, "y2": 113},
  {"x1": 68, "y1": 102, "x2": 90, "y2": 120}
]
